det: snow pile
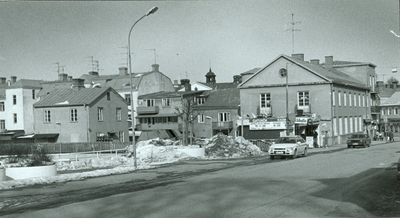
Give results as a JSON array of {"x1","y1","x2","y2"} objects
[
  {"x1": 203, "y1": 134, "x2": 262, "y2": 158},
  {"x1": 0, "y1": 136, "x2": 263, "y2": 190}
]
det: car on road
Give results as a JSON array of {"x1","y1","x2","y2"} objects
[
  {"x1": 268, "y1": 135, "x2": 308, "y2": 159},
  {"x1": 347, "y1": 133, "x2": 371, "y2": 148}
]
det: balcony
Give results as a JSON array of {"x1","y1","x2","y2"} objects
[
  {"x1": 212, "y1": 121, "x2": 233, "y2": 130},
  {"x1": 137, "y1": 106, "x2": 159, "y2": 115}
]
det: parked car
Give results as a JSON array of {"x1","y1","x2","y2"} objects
[
  {"x1": 347, "y1": 134, "x2": 371, "y2": 148},
  {"x1": 268, "y1": 135, "x2": 308, "y2": 159}
]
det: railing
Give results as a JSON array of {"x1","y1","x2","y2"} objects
[
  {"x1": 137, "y1": 106, "x2": 159, "y2": 114},
  {"x1": 0, "y1": 142, "x2": 130, "y2": 155},
  {"x1": 212, "y1": 121, "x2": 233, "y2": 129}
]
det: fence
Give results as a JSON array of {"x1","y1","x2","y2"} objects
[
  {"x1": 249, "y1": 139, "x2": 276, "y2": 152},
  {"x1": 0, "y1": 142, "x2": 130, "y2": 156}
]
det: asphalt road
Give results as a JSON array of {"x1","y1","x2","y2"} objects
[{"x1": 1, "y1": 142, "x2": 400, "y2": 217}]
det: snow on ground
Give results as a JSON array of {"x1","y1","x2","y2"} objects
[{"x1": 0, "y1": 135, "x2": 264, "y2": 190}]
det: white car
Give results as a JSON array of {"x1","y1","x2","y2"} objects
[{"x1": 268, "y1": 136, "x2": 308, "y2": 159}]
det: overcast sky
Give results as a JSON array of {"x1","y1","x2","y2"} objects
[{"x1": 0, "y1": 0, "x2": 399, "y2": 84}]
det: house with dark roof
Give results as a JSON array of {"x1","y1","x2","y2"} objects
[
  {"x1": 193, "y1": 88, "x2": 240, "y2": 138},
  {"x1": 135, "y1": 89, "x2": 205, "y2": 141},
  {"x1": 238, "y1": 53, "x2": 375, "y2": 145},
  {"x1": 377, "y1": 90, "x2": 400, "y2": 133},
  {"x1": 33, "y1": 85, "x2": 128, "y2": 143}
]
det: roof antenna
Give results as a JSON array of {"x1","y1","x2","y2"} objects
[{"x1": 286, "y1": 13, "x2": 301, "y2": 54}]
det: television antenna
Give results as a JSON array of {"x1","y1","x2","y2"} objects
[
  {"x1": 286, "y1": 13, "x2": 301, "y2": 54},
  {"x1": 146, "y1": 48, "x2": 157, "y2": 64}
]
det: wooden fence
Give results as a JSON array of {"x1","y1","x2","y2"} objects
[{"x1": 0, "y1": 142, "x2": 130, "y2": 155}]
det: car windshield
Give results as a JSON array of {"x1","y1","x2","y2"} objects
[
  {"x1": 350, "y1": 134, "x2": 365, "y2": 138},
  {"x1": 275, "y1": 137, "x2": 297, "y2": 144}
]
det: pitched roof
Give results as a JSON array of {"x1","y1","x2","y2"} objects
[
  {"x1": 381, "y1": 91, "x2": 400, "y2": 105},
  {"x1": 34, "y1": 87, "x2": 120, "y2": 107},
  {"x1": 240, "y1": 68, "x2": 261, "y2": 76},
  {"x1": 331, "y1": 60, "x2": 377, "y2": 68},
  {"x1": 239, "y1": 54, "x2": 368, "y2": 89},
  {"x1": 195, "y1": 88, "x2": 240, "y2": 110},
  {"x1": 138, "y1": 90, "x2": 206, "y2": 99}
]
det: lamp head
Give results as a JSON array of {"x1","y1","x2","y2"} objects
[{"x1": 146, "y1": 7, "x2": 158, "y2": 16}]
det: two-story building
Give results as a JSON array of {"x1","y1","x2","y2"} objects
[
  {"x1": 33, "y1": 81, "x2": 128, "y2": 143},
  {"x1": 0, "y1": 77, "x2": 43, "y2": 141},
  {"x1": 238, "y1": 53, "x2": 374, "y2": 146}
]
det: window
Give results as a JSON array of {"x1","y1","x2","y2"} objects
[
  {"x1": 363, "y1": 95, "x2": 365, "y2": 107},
  {"x1": 125, "y1": 94, "x2": 131, "y2": 104},
  {"x1": 196, "y1": 97, "x2": 205, "y2": 105},
  {"x1": 13, "y1": 113, "x2": 17, "y2": 123},
  {"x1": 98, "y1": 107, "x2": 104, "y2": 121},
  {"x1": 13, "y1": 95, "x2": 16, "y2": 105},
  {"x1": 338, "y1": 91, "x2": 341, "y2": 106},
  {"x1": 395, "y1": 108, "x2": 399, "y2": 115},
  {"x1": 354, "y1": 94, "x2": 357, "y2": 107},
  {"x1": 349, "y1": 117, "x2": 353, "y2": 133},
  {"x1": 162, "y1": 98, "x2": 171, "y2": 107},
  {"x1": 344, "y1": 117, "x2": 348, "y2": 134},
  {"x1": 344, "y1": 92, "x2": 347, "y2": 106},
  {"x1": 260, "y1": 93, "x2": 271, "y2": 108},
  {"x1": 145, "y1": 99, "x2": 154, "y2": 107},
  {"x1": 349, "y1": 93, "x2": 352, "y2": 106},
  {"x1": 333, "y1": 118, "x2": 337, "y2": 136},
  {"x1": 118, "y1": 131, "x2": 124, "y2": 142},
  {"x1": 218, "y1": 112, "x2": 230, "y2": 122},
  {"x1": 32, "y1": 90, "x2": 36, "y2": 99},
  {"x1": 339, "y1": 117, "x2": 343, "y2": 135},
  {"x1": 358, "y1": 94, "x2": 361, "y2": 107},
  {"x1": 0, "y1": 120, "x2": 5, "y2": 130},
  {"x1": 70, "y1": 109, "x2": 78, "y2": 122},
  {"x1": 107, "y1": 92, "x2": 110, "y2": 101},
  {"x1": 198, "y1": 114, "x2": 205, "y2": 123},
  {"x1": 332, "y1": 91, "x2": 335, "y2": 106},
  {"x1": 116, "y1": 108, "x2": 122, "y2": 121},
  {"x1": 355, "y1": 117, "x2": 358, "y2": 132},
  {"x1": 44, "y1": 110, "x2": 51, "y2": 123},
  {"x1": 382, "y1": 109, "x2": 385, "y2": 115},
  {"x1": 0, "y1": 102, "x2": 4, "y2": 111},
  {"x1": 388, "y1": 108, "x2": 392, "y2": 115},
  {"x1": 297, "y1": 91, "x2": 309, "y2": 108}
]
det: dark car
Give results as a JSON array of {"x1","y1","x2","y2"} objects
[{"x1": 347, "y1": 134, "x2": 371, "y2": 148}]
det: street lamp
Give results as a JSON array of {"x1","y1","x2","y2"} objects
[{"x1": 128, "y1": 6, "x2": 158, "y2": 168}]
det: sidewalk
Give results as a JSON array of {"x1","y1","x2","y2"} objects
[{"x1": 307, "y1": 138, "x2": 392, "y2": 154}]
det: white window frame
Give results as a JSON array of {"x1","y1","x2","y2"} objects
[
  {"x1": 332, "y1": 91, "x2": 335, "y2": 106},
  {"x1": 297, "y1": 91, "x2": 309, "y2": 109},
  {"x1": 98, "y1": 107, "x2": 104, "y2": 121},
  {"x1": 162, "y1": 98, "x2": 171, "y2": 107},
  {"x1": 0, "y1": 102, "x2": 4, "y2": 111},
  {"x1": 344, "y1": 92, "x2": 347, "y2": 106},
  {"x1": 349, "y1": 93, "x2": 352, "y2": 107},
  {"x1": 198, "y1": 114, "x2": 205, "y2": 123},
  {"x1": 116, "y1": 108, "x2": 122, "y2": 121},
  {"x1": 218, "y1": 112, "x2": 230, "y2": 122},
  {"x1": 44, "y1": 110, "x2": 51, "y2": 123},
  {"x1": 338, "y1": 91, "x2": 341, "y2": 106},
  {"x1": 344, "y1": 117, "x2": 348, "y2": 134},
  {"x1": 260, "y1": 93, "x2": 271, "y2": 109},
  {"x1": 70, "y1": 108, "x2": 78, "y2": 122}
]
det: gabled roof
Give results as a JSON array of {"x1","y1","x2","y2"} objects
[
  {"x1": 330, "y1": 60, "x2": 377, "y2": 68},
  {"x1": 239, "y1": 54, "x2": 368, "y2": 89},
  {"x1": 6, "y1": 79, "x2": 43, "y2": 89},
  {"x1": 381, "y1": 91, "x2": 400, "y2": 105},
  {"x1": 194, "y1": 88, "x2": 240, "y2": 110},
  {"x1": 34, "y1": 87, "x2": 126, "y2": 108}
]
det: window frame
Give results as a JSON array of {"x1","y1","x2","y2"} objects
[
  {"x1": 98, "y1": 107, "x2": 104, "y2": 121},
  {"x1": 44, "y1": 110, "x2": 51, "y2": 123},
  {"x1": 70, "y1": 108, "x2": 78, "y2": 122}
]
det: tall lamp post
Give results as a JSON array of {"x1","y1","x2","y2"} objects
[{"x1": 128, "y1": 6, "x2": 158, "y2": 168}]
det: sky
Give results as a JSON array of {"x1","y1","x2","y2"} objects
[{"x1": 0, "y1": 0, "x2": 399, "y2": 84}]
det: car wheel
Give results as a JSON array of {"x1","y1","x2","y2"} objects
[
  {"x1": 347, "y1": 145, "x2": 351, "y2": 148},
  {"x1": 291, "y1": 150, "x2": 297, "y2": 159},
  {"x1": 363, "y1": 143, "x2": 366, "y2": 148},
  {"x1": 270, "y1": 155, "x2": 275, "y2": 160},
  {"x1": 303, "y1": 148, "x2": 308, "y2": 157}
]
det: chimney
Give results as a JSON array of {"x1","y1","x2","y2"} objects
[
  {"x1": 58, "y1": 73, "x2": 68, "y2": 81},
  {"x1": 72, "y1": 79, "x2": 85, "y2": 91},
  {"x1": 291, "y1": 53, "x2": 304, "y2": 61},
  {"x1": 10, "y1": 76, "x2": 17, "y2": 84},
  {"x1": 68, "y1": 76, "x2": 73, "y2": 81},
  {"x1": 89, "y1": 71, "x2": 99, "y2": 76},
  {"x1": 233, "y1": 75, "x2": 242, "y2": 84},
  {"x1": 324, "y1": 56, "x2": 333, "y2": 71},
  {"x1": 0, "y1": 77, "x2": 6, "y2": 84},
  {"x1": 310, "y1": 59, "x2": 320, "y2": 65},
  {"x1": 151, "y1": 64, "x2": 159, "y2": 72},
  {"x1": 119, "y1": 67, "x2": 128, "y2": 76},
  {"x1": 181, "y1": 79, "x2": 191, "y2": 91}
]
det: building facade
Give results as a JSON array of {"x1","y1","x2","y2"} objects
[
  {"x1": 33, "y1": 84, "x2": 128, "y2": 143},
  {"x1": 238, "y1": 54, "x2": 374, "y2": 146}
]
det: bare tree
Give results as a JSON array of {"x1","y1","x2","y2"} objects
[{"x1": 175, "y1": 96, "x2": 198, "y2": 146}]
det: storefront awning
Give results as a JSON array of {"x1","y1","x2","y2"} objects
[{"x1": 33, "y1": 133, "x2": 59, "y2": 139}]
